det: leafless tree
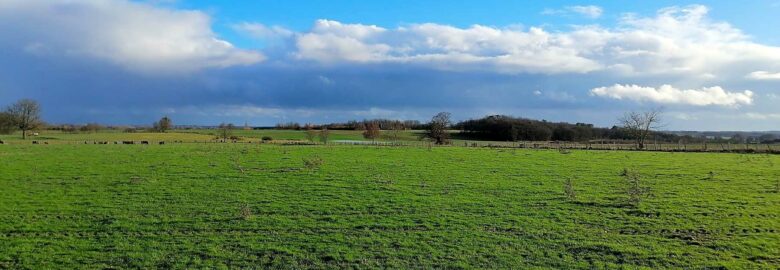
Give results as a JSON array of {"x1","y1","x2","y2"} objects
[
  {"x1": 423, "y1": 112, "x2": 451, "y2": 145},
  {"x1": 80, "y1": 123, "x2": 103, "y2": 133},
  {"x1": 6, "y1": 99, "x2": 42, "y2": 139},
  {"x1": 319, "y1": 127, "x2": 331, "y2": 144},
  {"x1": 387, "y1": 121, "x2": 404, "y2": 143},
  {"x1": 305, "y1": 127, "x2": 317, "y2": 143},
  {"x1": 618, "y1": 109, "x2": 663, "y2": 150},
  {"x1": 218, "y1": 123, "x2": 235, "y2": 140},
  {"x1": 153, "y1": 116, "x2": 173, "y2": 133},
  {"x1": 363, "y1": 121, "x2": 381, "y2": 141}
]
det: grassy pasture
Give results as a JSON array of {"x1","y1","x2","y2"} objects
[
  {"x1": 0, "y1": 129, "x2": 423, "y2": 144},
  {"x1": 0, "y1": 142, "x2": 778, "y2": 269},
  {"x1": 0, "y1": 130, "x2": 215, "y2": 144}
]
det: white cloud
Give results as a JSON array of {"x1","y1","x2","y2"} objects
[
  {"x1": 232, "y1": 23, "x2": 294, "y2": 41},
  {"x1": 286, "y1": 5, "x2": 780, "y2": 77},
  {"x1": 0, "y1": 0, "x2": 264, "y2": 73},
  {"x1": 744, "y1": 112, "x2": 780, "y2": 120},
  {"x1": 591, "y1": 84, "x2": 754, "y2": 106},
  {"x1": 568, "y1": 5, "x2": 603, "y2": 18},
  {"x1": 747, "y1": 71, "x2": 780, "y2": 80},
  {"x1": 542, "y1": 5, "x2": 603, "y2": 19}
]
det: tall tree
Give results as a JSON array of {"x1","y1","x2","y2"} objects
[
  {"x1": 305, "y1": 127, "x2": 317, "y2": 143},
  {"x1": 387, "y1": 121, "x2": 404, "y2": 143},
  {"x1": 6, "y1": 99, "x2": 41, "y2": 139},
  {"x1": 319, "y1": 127, "x2": 331, "y2": 144},
  {"x1": 154, "y1": 116, "x2": 172, "y2": 133},
  {"x1": 218, "y1": 123, "x2": 235, "y2": 140},
  {"x1": 362, "y1": 121, "x2": 381, "y2": 141},
  {"x1": 618, "y1": 109, "x2": 663, "y2": 150},
  {"x1": 423, "y1": 112, "x2": 451, "y2": 145}
]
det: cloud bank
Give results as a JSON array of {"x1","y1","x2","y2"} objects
[
  {"x1": 747, "y1": 71, "x2": 780, "y2": 80},
  {"x1": 591, "y1": 84, "x2": 754, "y2": 107},
  {"x1": 0, "y1": 0, "x2": 264, "y2": 73},
  {"x1": 269, "y1": 5, "x2": 780, "y2": 78}
]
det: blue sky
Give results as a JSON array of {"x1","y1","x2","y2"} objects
[
  {"x1": 2, "y1": 0, "x2": 780, "y2": 130},
  {"x1": 175, "y1": 0, "x2": 780, "y2": 47}
]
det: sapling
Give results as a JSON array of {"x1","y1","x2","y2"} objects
[
  {"x1": 564, "y1": 178, "x2": 576, "y2": 201},
  {"x1": 624, "y1": 169, "x2": 651, "y2": 207}
]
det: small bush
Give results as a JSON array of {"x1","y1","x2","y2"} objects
[
  {"x1": 623, "y1": 169, "x2": 651, "y2": 207},
  {"x1": 238, "y1": 204, "x2": 252, "y2": 220},
  {"x1": 563, "y1": 178, "x2": 576, "y2": 201},
  {"x1": 261, "y1": 136, "x2": 273, "y2": 141},
  {"x1": 303, "y1": 156, "x2": 324, "y2": 170},
  {"x1": 558, "y1": 148, "x2": 572, "y2": 154}
]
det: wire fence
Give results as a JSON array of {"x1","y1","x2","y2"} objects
[{"x1": 5, "y1": 138, "x2": 779, "y2": 154}]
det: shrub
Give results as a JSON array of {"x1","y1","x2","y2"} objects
[
  {"x1": 238, "y1": 204, "x2": 252, "y2": 220},
  {"x1": 303, "y1": 156, "x2": 324, "y2": 170},
  {"x1": 261, "y1": 136, "x2": 273, "y2": 141},
  {"x1": 563, "y1": 178, "x2": 576, "y2": 201},
  {"x1": 623, "y1": 169, "x2": 651, "y2": 207}
]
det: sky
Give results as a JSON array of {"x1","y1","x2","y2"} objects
[{"x1": 1, "y1": 0, "x2": 780, "y2": 131}]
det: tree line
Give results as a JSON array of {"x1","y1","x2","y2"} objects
[
  {"x1": 276, "y1": 119, "x2": 425, "y2": 131},
  {"x1": 2, "y1": 98, "x2": 776, "y2": 148}
]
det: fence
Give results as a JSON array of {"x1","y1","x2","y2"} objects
[{"x1": 7, "y1": 138, "x2": 780, "y2": 154}]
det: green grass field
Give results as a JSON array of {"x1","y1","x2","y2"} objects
[
  {"x1": 0, "y1": 129, "x2": 423, "y2": 144},
  {"x1": 1, "y1": 142, "x2": 778, "y2": 269}
]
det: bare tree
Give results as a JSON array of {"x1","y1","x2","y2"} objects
[
  {"x1": 387, "y1": 121, "x2": 404, "y2": 143},
  {"x1": 319, "y1": 127, "x2": 331, "y2": 144},
  {"x1": 218, "y1": 123, "x2": 235, "y2": 140},
  {"x1": 153, "y1": 116, "x2": 173, "y2": 133},
  {"x1": 362, "y1": 121, "x2": 381, "y2": 141},
  {"x1": 6, "y1": 99, "x2": 42, "y2": 139},
  {"x1": 305, "y1": 127, "x2": 317, "y2": 143},
  {"x1": 80, "y1": 123, "x2": 103, "y2": 133},
  {"x1": 618, "y1": 109, "x2": 663, "y2": 150},
  {"x1": 423, "y1": 112, "x2": 451, "y2": 145}
]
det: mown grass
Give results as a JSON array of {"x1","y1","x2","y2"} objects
[{"x1": 0, "y1": 144, "x2": 778, "y2": 268}]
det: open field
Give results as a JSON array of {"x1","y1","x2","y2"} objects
[
  {"x1": 0, "y1": 130, "x2": 421, "y2": 145},
  {"x1": 3, "y1": 130, "x2": 778, "y2": 154},
  {"x1": 1, "y1": 142, "x2": 778, "y2": 268}
]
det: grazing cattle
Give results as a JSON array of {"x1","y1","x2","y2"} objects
[
  {"x1": 159, "y1": 141, "x2": 165, "y2": 145},
  {"x1": 141, "y1": 141, "x2": 149, "y2": 145},
  {"x1": 32, "y1": 141, "x2": 39, "y2": 144},
  {"x1": 44, "y1": 142, "x2": 49, "y2": 145},
  {"x1": 0, "y1": 140, "x2": 4, "y2": 144},
  {"x1": 123, "y1": 141, "x2": 134, "y2": 145}
]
